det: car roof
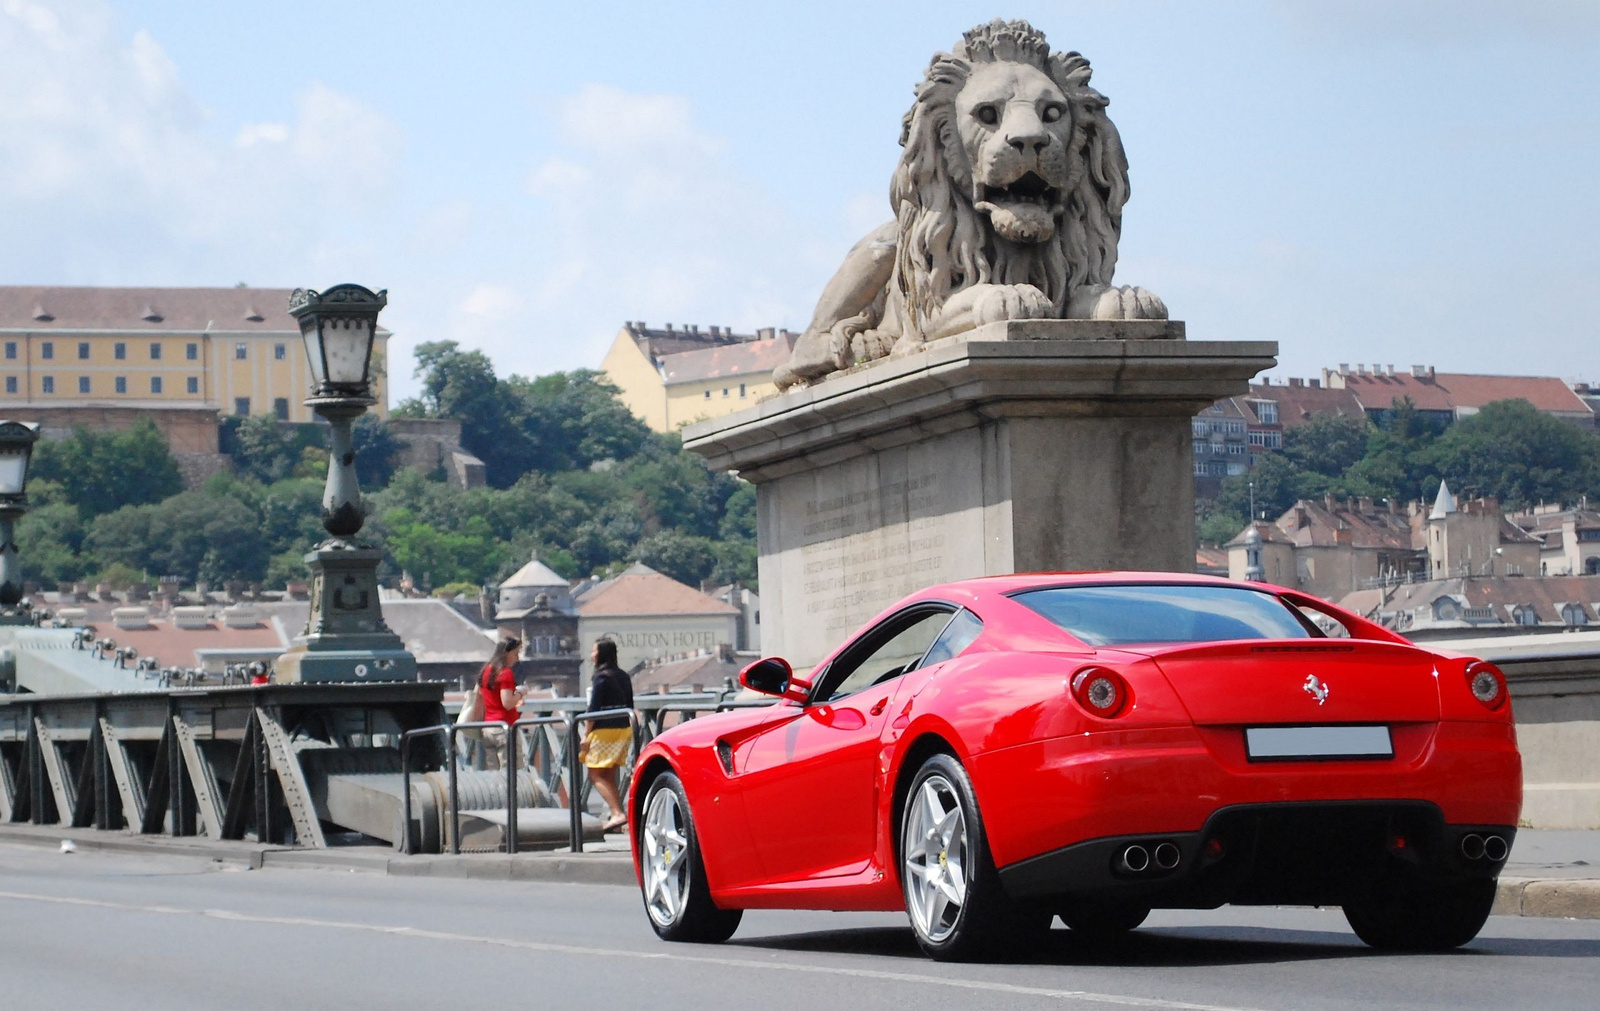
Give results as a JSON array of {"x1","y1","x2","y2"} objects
[{"x1": 933, "y1": 570, "x2": 1264, "y2": 597}]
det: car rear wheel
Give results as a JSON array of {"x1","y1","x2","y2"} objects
[
  {"x1": 1342, "y1": 876, "x2": 1496, "y2": 950},
  {"x1": 639, "y1": 771, "x2": 743, "y2": 943},
  {"x1": 900, "y1": 753, "x2": 1050, "y2": 961},
  {"x1": 1058, "y1": 900, "x2": 1151, "y2": 939}
]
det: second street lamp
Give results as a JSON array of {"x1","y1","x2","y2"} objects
[{"x1": 274, "y1": 285, "x2": 415, "y2": 684}]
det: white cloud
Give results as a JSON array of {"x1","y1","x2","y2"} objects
[
  {"x1": 0, "y1": 0, "x2": 402, "y2": 268},
  {"x1": 463, "y1": 82, "x2": 850, "y2": 376},
  {"x1": 235, "y1": 122, "x2": 290, "y2": 148},
  {"x1": 460, "y1": 284, "x2": 522, "y2": 321}
]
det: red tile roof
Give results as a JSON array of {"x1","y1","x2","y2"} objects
[
  {"x1": 577, "y1": 564, "x2": 739, "y2": 617},
  {"x1": 1334, "y1": 371, "x2": 1591, "y2": 416},
  {"x1": 103, "y1": 620, "x2": 287, "y2": 669},
  {"x1": 1245, "y1": 383, "x2": 1367, "y2": 428},
  {"x1": 0, "y1": 286, "x2": 305, "y2": 332},
  {"x1": 659, "y1": 336, "x2": 796, "y2": 386}
]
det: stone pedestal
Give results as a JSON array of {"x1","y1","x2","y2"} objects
[
  {"x1": 683, "y1": 320, "x2": 1276, "y2": 672},
  {"x1": 275, "y1": 543, "x2": 416, "y2": 683}
]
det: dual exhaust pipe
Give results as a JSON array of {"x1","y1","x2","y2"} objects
[
  {"x1": 1460, "y1": 833, "x2": 1509, "y2": 863},
  {"x1": 1118, "y1": 841, "x2": 1181, "y2": 875}
]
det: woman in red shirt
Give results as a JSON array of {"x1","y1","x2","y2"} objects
[{"x1": 480, "y1": 637, "x2": 524, "y2": 769}]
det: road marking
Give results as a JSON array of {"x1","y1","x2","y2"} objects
[{"x1": 0, "y1": 889, "x2": 1270, "y2": 1011}]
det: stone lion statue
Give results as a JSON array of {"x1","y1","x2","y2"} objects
[{"x1": 774, "y1": 18, "x2": 1166, "y2": 389}]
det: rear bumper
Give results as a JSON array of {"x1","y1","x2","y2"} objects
[
  {"x1": 998, "y1": 800, "x2": 1516, "y2": 908},
  {"x1": 969, "y1": 720, "x2": 1522, "y2": 869}
]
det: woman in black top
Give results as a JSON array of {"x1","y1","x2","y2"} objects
[{"x1": 582, "y1": 638, "x2": 634, "y2": 831}]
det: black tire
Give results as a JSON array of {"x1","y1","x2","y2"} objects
[
  {"x1": 637, "y1": 771, "x2": 743, "y2": 943},
  {"x1": 1058, "y1": 900, "x2": 1151, "y2": 939},
  {"x1": 1342, "y1": 877, "x2": 1496, "y2": 951},
  {"x1": 898, "y1": 753, "x2": 1051, "y2": 961}
]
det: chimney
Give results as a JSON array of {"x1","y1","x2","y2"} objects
[
  {"x1": 1411, "y1": 364, "x2": 1427, "y2": 378},
  {"x1": 1338, "y1": 363, "x2": 1350, "y2": 376},
  {"x1": 1288, "y1": 377, "x2": 1303, "y2": 387},
  {"x1": 757, "y1": 327, "x2": 775, "y2": 340},
  {"x1": 1428, "y1": 366, "x2": 1436, "y2": 379},
  {"x1": 1309, "y1": 378, "x2": 1321, "y2": 388},
  {"x1": 1386, "y1": 364, "x2": 1396, "y2": 378},
  {"x1": 689, "y1": 324, "x2": 699, "y2": 333},
  {"x1": 708, "y1": 325, "x2": 720, "y2": 337},
  {"x1": 1356, "y1": 363, "x2": 1368, "y2": 376},
  {"x1": 665, "y1": 323, "x2": 674, "y2": 331}
]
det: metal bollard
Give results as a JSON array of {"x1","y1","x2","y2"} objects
[
  {"x1": 566, "y1": 716, "x2": 583, "y2": 853},
  {"x1": 506, "y1": 724, "x2": 519, "y2": 855}
]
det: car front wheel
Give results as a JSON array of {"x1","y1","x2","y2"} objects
[
  {"x1": 900, "y1": 753, "x2": 1050, "y2": 961},
  {"x1": 1342, "y1": 876, "x2": 1496, "y2": 950},
  {"x1": 638, "y1": 771, "x2": 742, "y2": 943}
]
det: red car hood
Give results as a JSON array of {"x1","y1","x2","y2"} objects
[{"x1": 1117, "y1": 640, "x2": 1441, "y2": 725}]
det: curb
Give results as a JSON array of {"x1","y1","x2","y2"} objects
[
  {"x1": 0, "y1": 824, "x2": 637, "y2": 887},
  {"x1": 1, "y1": 825, "x2": 1590, "y2": 914},
  {"x1": 1494, "y1": 876, "x2": 1600, "y2": 919}
]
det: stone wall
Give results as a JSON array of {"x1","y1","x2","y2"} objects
[
  {"x1": 387, "y1": 417, "x2": 464, "y2": 474},
  {"x1": 14, "y1": 404, "x2": 220, "y2": 454}
]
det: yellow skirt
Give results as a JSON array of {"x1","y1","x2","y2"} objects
[{"x1": 583, "y1": 727, "x2": 633, "y2": 769}]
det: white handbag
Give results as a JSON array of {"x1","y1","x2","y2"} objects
[{"x1": 456, "y1": 672, "x2": 486, "y2": 742}]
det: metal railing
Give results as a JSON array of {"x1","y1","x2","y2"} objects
[
  {"x1": 400, "y1": 707, "x2": 641, "y2": 856},
  {"x1": 401, "y1": 691, "x2": 774, "y2": 857}
]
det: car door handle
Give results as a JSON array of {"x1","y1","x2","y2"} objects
[{"x1": 869, "y1": 697, "x2": 889, "y2": 716}]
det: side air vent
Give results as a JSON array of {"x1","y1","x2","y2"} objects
[{"x1": 715, "y1": 739, "x2": 734, "y2": 775}]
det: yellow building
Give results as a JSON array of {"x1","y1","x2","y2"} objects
[
  {"x1": 600, "y1": 321, "x2": 795, "y2": 432},
  {"x1": 0, "y1": 286, "x2": 390, "y2": 429}
]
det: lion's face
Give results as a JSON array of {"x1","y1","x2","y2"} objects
[{"x1": 950, "y1": 61, "x2": 1075, "y2": 244}]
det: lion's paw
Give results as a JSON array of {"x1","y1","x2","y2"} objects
[
  {"x1": 1068, "y1": 284, "x2": 1168, "y2": 321},
  {"x1": 969, "y1": 283, "x2": 1054, "y2": 325}
]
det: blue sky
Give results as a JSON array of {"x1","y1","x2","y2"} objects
[{"x1": 3, "y1": 1, "x2": 1597, "y2": 401}]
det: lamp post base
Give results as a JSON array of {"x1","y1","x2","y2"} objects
[{"x1": 274, "y1": 541, "x2": 417, "y2": 684}]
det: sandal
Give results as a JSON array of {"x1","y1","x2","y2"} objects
[{"x1": 601, "y1": 813, "x2": 628, "y2": 833}]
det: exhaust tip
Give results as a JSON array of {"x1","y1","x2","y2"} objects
[
  {"x1": 1120, "y1": 844, "x2": 1150, "y2": 873},
  {"x1": 1483, "y1": 834, "x2": 1509, "y2": 862},
  {"x1": 1154, "y1": 842, "x2": 1181, "y2": 870},
  {"x1": 1460, "y1": 833, "x2": 1485, "y2": 861}
]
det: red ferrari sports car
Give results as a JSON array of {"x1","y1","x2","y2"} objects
[{"x1": 627, "y1": 573, "x2": 1521, "y2": 960}]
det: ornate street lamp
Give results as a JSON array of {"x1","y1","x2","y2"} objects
[
  {"x1": 274, "y1": 285, "x2": 415, "y2": 683},
  {"x1": 0, "y1": 421, "x2": 39, "y2": 623}
]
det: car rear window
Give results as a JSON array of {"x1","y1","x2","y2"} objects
[{"x1": 1012, "y1": 584, "x2": 1315, "y2": 646}]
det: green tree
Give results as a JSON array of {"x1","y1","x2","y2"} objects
[
  {"x1": 1284, "y1": 414, "x2": 1369, "y2": 477},
  {"x1": 30, "y1": 419, "x2": 182, "y2": 519},
  {"x1": 351, "y1": 415, "x2": 402, "y2": 487},
  {"x1": 1214, "y1": 453, "x2": 1305, "y2": 522},
  {"x1": 1342, "y1": 397, "x2": 1443, "y2": 501},
  {"x1": 228, "y1": 415, "x2": 299, "y2": 483},
  {"x1": 1426, "y1": 399, "x2": 1600, "y2": 508},
  {"x1": 630, "y1": 530, "x2": 720, "y2": 587}
]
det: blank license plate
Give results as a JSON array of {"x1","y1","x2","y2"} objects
[{"x1": 1245, "y1": 725, "x2": 1393, "y2": 761}]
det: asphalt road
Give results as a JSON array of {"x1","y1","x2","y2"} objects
[{"x1": 1, "y1": 844, "x2": 1596, "y2": 1011}]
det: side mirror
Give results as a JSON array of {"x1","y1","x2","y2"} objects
[{"x1": 739, "y1": 657, "x2": 809, "y2": 701}]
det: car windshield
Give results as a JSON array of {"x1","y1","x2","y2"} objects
[{"x1": 1012, "y1": 584, "x2": 1315, "y2": 646}]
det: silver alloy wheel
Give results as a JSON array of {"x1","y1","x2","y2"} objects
[
  {"x1": 642, "y1": 786, "x2": 690, "y2": 928},
  {"x1": 903, "y1": 774, "x2": 968, "y2": 944}
]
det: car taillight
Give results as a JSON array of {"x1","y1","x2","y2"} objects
[
  {"x1": 1070, "y1": 667, "x2": 1130, "y2": 718},
  {"x1": 1465, "y1": 661, "x2": 1507, "y2": 711}
]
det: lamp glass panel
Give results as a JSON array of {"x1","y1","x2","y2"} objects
[
  {"x1": 322, "y1": 318, "x2": 372, "y2": 386},
  {"x1": 301, "y1": 325, "x2": 328, "y2": 387},
  {"x1": 0, "y1": 450, "x2": 27, "y2": 496}
]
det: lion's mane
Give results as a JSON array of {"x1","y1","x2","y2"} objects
[{"x1": 889, "y1": 19, "x2": 1129, "y2": 339}]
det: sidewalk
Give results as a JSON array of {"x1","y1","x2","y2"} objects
[
  {"x1": 2, "y1": 822, "x2": 1595, "y2": 918},
  {"x1": 1494, "y1": 829, "x2": 1600, "y2": 918},
  {"x1": 0, "y1": 823, "x2": 638, "y2": 886}
]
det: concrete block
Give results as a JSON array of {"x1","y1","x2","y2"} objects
[{"x1": 1519, "y1": 878, "x2": 1600, "y2": 919}]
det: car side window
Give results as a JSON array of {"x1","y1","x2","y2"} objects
[
  {"x1": 918, "y1": 608, "x2": 984, "y2": 667},
  {"x1": 820, "y1": 609, "x2": 955, "y2": 701}
]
